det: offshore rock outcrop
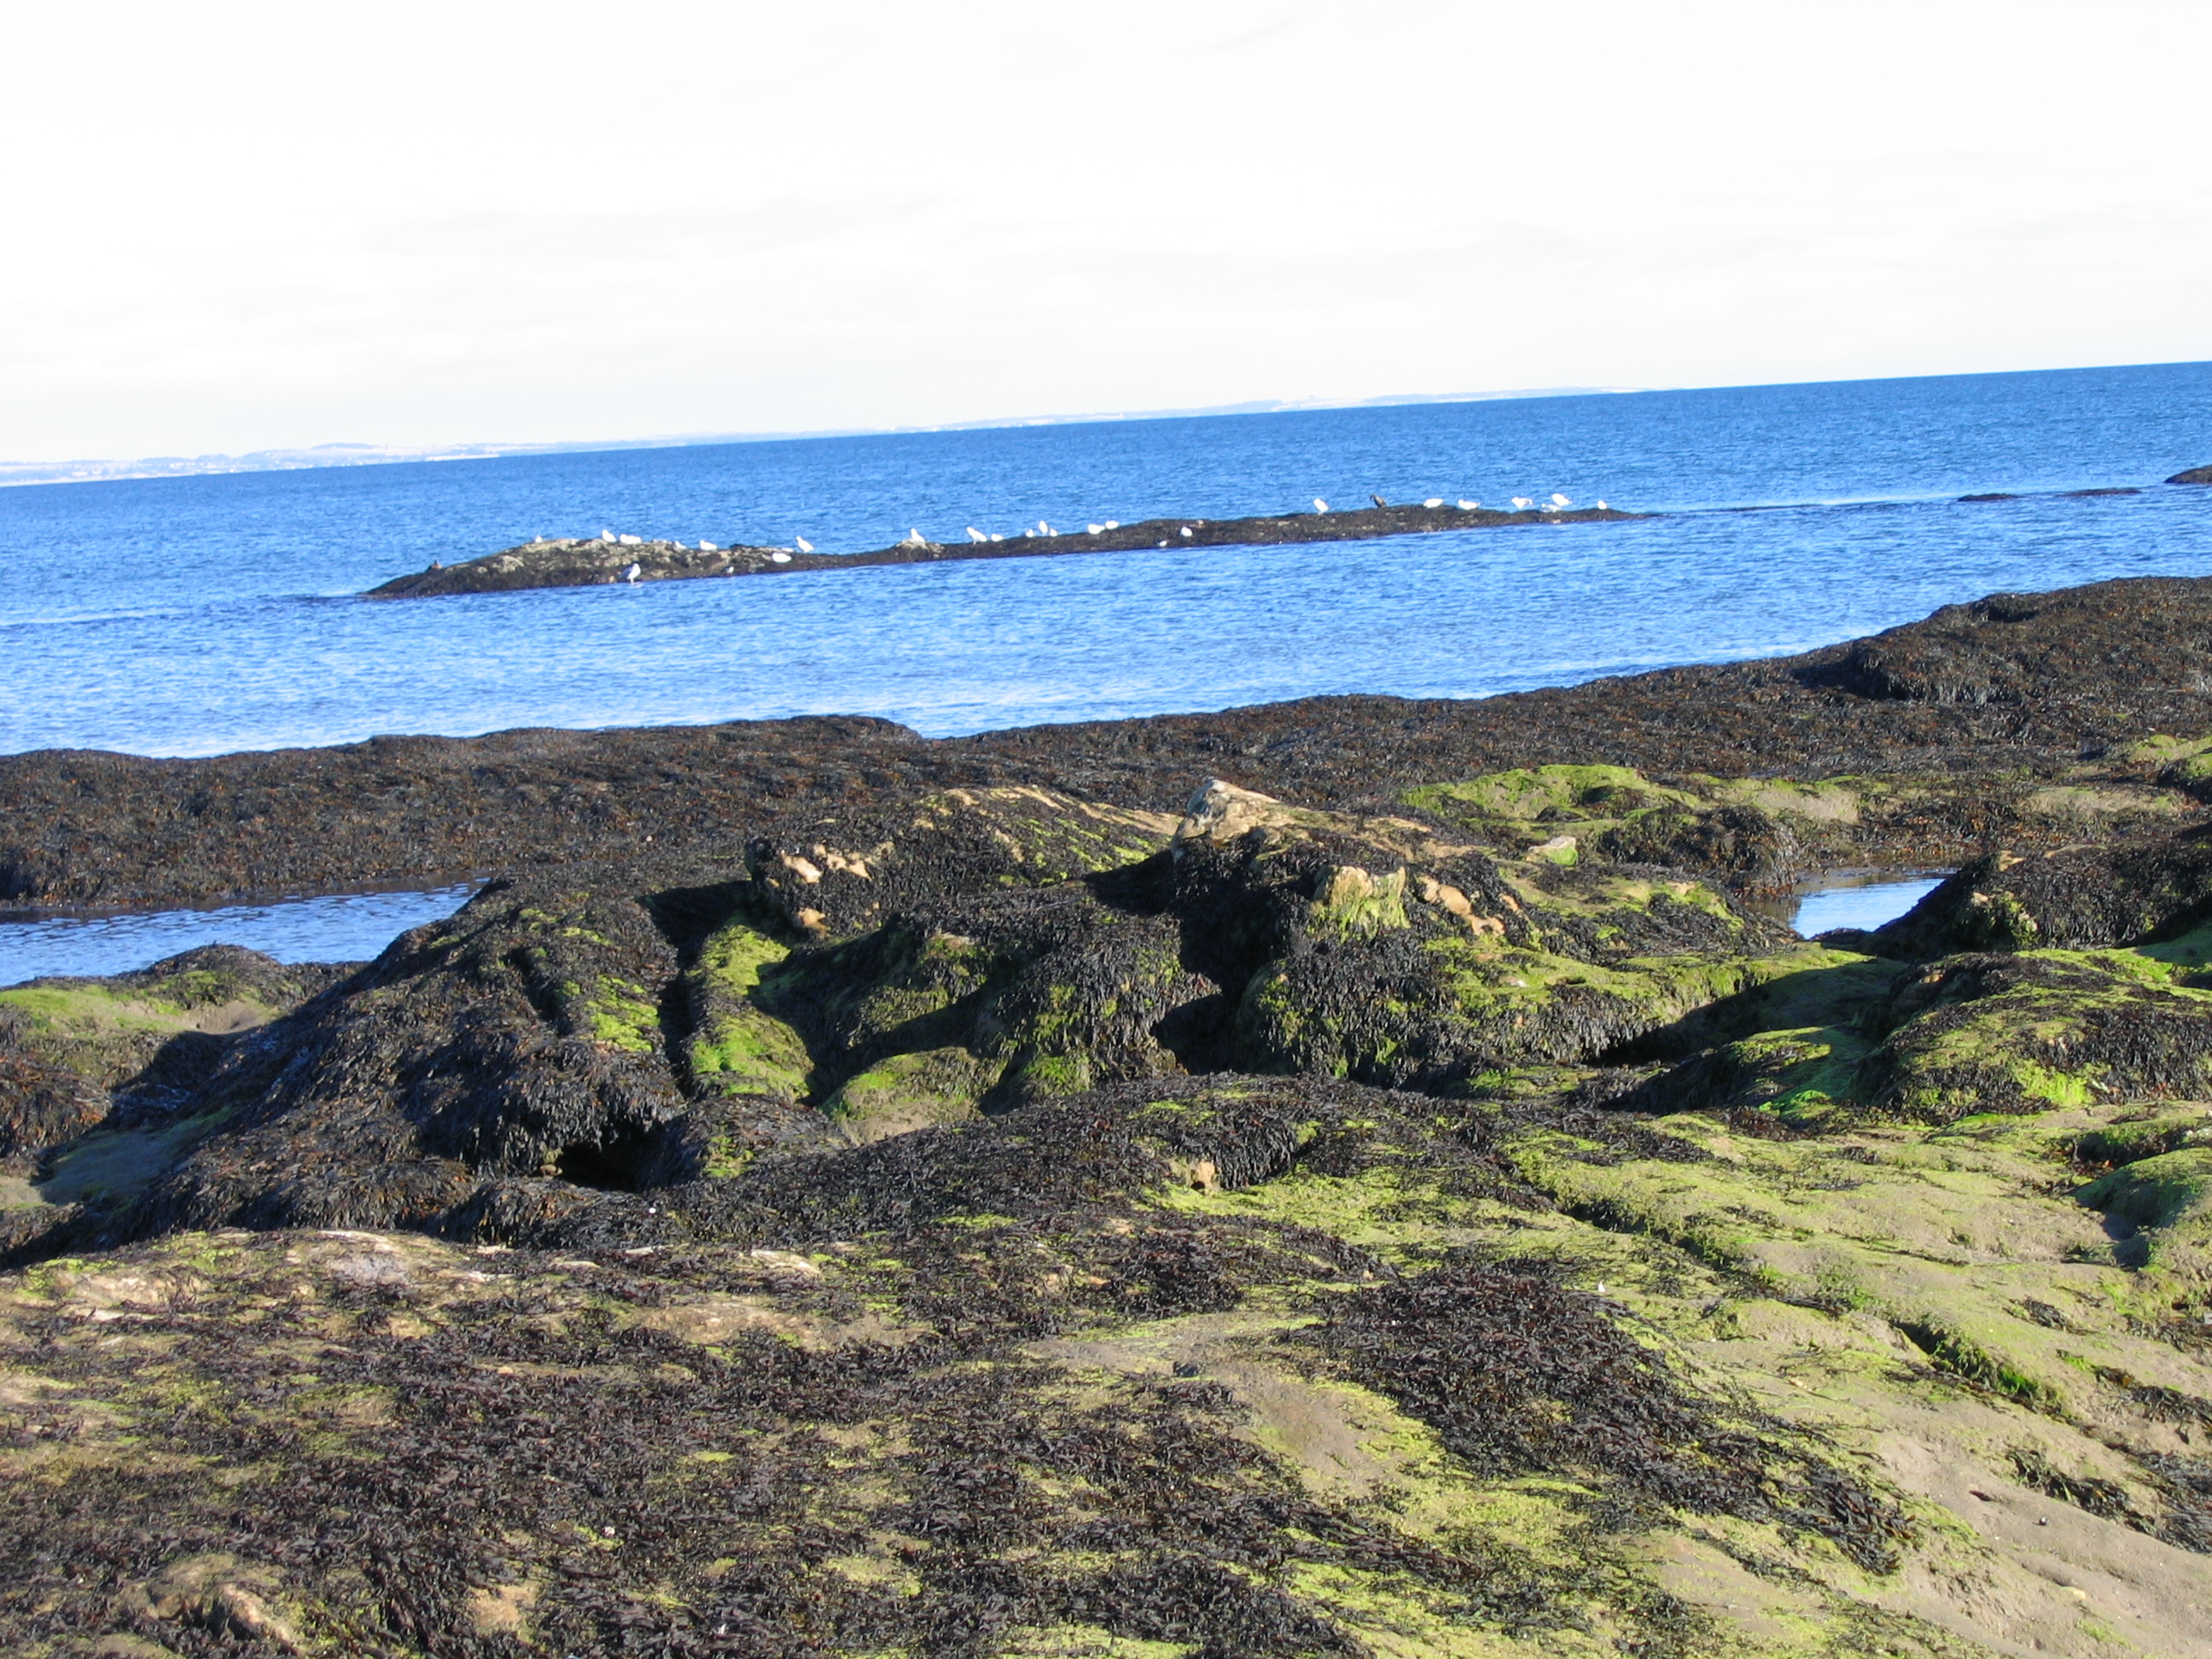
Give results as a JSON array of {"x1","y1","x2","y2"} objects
[{"x1": 365, "y1": 501, "x2": 1642, "y2": 598}]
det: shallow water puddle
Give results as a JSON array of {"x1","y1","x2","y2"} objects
[
  {"x1": 0, "y1": 882, "x2": 480, "y2": 985},
  {"x1": 1789, "y1": 874, "x2": 1943, "y2": 937}
]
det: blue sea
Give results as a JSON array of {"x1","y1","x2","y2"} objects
[{"x1": 2, "y1": 359, "x2": 2208, "y2": 978}]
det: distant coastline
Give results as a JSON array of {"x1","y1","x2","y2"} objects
[{"x1": 0, "y1": 386, "x2": 1641, "y2": 488}]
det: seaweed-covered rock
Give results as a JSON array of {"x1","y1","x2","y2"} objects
[
  {"x1": 747, "y1": 784, "x2": 1175, "y2": 939},
  {"x1": 0, "y1": 1055, "x2": 105, "y2": 1172},
  {"x1": 1861, "y1": 948, "x2": 2212, "y2": 1121},
  {"x1": 0, "y1": 945, "x2": 351, "y2": 1097},
  {"x1": 8, "y1": 779, "x2": 1876, "y2": 1254},
  {"x1": 1294, "y1": 1262, "x2": 1911, "y2": 1568},
  {"x1": 80, "y1": 875, "x2": 697, "y2": 1243},
  {"x1": 0, "y1": 946, "x2": 354, "y2": 1173},
  {"x1": 1872, "y1": 840, "x2": 2212, "y2": 958},
  {"x1": 13, "y1": 1058, "x2": 2212, "y2": 1656},
  {"x1": 1614, "y1": 1022, "x2": 1875, "y2": 1119}
]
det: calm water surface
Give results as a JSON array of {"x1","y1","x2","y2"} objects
[
  {"x1": 1790, "y1": 876, "x2": 1945, "y2": 938},
  {"x1": 3, "y1": 360, "x2": 2209, "y2": 757},
  {"x1": 2, "y1": 360, "x2": 2207, "y2": 978},
  {"x1": 0, "y1": 885, "x2": 479, "y2": 986}
]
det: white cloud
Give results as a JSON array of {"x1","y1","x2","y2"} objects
[{"x1": 1, "y1": 0, "x2": 2206, "y2": 458}]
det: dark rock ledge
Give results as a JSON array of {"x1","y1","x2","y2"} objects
[
  {"x1": 365, "y1": 500, "x2": 1643, "y2": 599},
  {"x1": 8, "y1": 573, "x2": 2212, "y2": 1655}
]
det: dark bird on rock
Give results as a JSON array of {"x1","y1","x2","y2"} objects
[{"x1": 1371, "y1": 493, "x2": 1388, "y2": 509}]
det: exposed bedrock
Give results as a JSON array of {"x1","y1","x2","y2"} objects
[
  {"x1": 11, "y1": 770, "x2": 2212, "y2": 1648},
  {"x1": 364, "y1": 501, "x2": 1643, "y2": 599},
  {"x1": 2, "y1": 778, "x2": 1822, "y2": 1258},
  {"x1": 16, "y1": 573, "x2": 2212, "y2": 910}
]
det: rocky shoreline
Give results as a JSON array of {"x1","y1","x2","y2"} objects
[
  {"x1": 365, "y1": 499, "x2": 1642, "y2": 599},
  {"x1": 12, "y1": 573, "x2": 2212, "y2": 911},
  {"x1": 7, "y1": 573, "x2": 2212, "y2": 1656}
]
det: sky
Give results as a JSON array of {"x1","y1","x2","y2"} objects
[{"x1": 3, "y1": 0, "x2": 2209, "y2": 462}]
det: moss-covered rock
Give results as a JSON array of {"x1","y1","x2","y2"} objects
[
  {"x1": 747, "y1": 785, "x2": 1176, "y2": 940},
  {"x1": 1861, "y1": 949, "x2": 2212, "y2": 1121},
  {"x1": 1872, "y1": 841, "x2": 2212, "y2": 958},
  {"x1": 1404, "y1": 765, "x2": 1870, "y2": 891},
  {"x1": 821, "y1": 1046, "x2": 994, "y2": 1143},
  {"x1": 683, "y1": 915, "x2": 812, "y2": 1098},
  {"x1": 2079, "y1": 1144, "x2": 2212, "y2": 1226}
]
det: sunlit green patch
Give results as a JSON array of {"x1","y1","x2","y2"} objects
[
  {"x1": 564, "y1": 977, "x2": 660, "y2": 1053},
  {"x1": 38, "y1": 1110, "x2": 233, "y2": 1206},
  {"x1": 822, "y1": 1047, "x2": 993, "y2": 1142},
  {"x1": 1403, "y1": 764, "x2": 1692, "y2": 826},
  {"x1": 686, "y1": 920, "x2": 812, "y2": 1097}
]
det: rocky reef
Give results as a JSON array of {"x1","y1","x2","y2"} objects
[
  {"x1": 9, "y1": 577, "x2": 2212, "y2": 1655},
  {"x1": 13, "y1": 574, "x2": 2212, "y2": 911},
  {"x1": 364, "y1": 501, "x2": 1639, "y2": 599}
]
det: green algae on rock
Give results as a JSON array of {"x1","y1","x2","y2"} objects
[{"x1": 20, "y1": 579, "x2": 2212, "y2": 1652}]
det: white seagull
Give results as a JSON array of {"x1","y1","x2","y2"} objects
[
  {"x1": 1179, "y1": 526, "x2": 1193, "y2": 538},
  {"x1": 1424, "y1": 498, "x2": 1443, "y2": 509},
  {"x1": 1086, "y1": 523, "x2": 1104, "y2": 534},
  {"x1": 1104, "y1": 520, "x2": 1120, "y2": 529},
  {"x1": 795, "y1": 536, "x2": 814, "y2": 553},
  {"x1": 1595, "y1": 500, "x2": 1608, "y2": 510},
  {"x1": 902, "y1": 528, "x2": 928, "y2": 547},
  {"x1": 1313, "y1": 498, "x2": 1330, "y2": 514},
  {"x1": 1551, "y1": 494, "x2": 1572, "y2": 508},
  {"x1": 1039, "y1": 521, "x2": 1054, "y2": 536},
  {"x1": 622, "y1": 562, "x2": 642, "y2": 583},
  {"x1": 600, "y1": 528, "x2": 616, "y2": 543},
  {"x1": 620, "y1": 533, "x2": 643, "y2": 545},
  {"x1": 699, "y1": 540, "x2": 719, "y2": 552},
  {"x1": 967, "y1": 527, "x2": 987, "y2": 542},
  {"x1": 1511, "y1": 497, "x2": 1533, "y2": 510},
  {"x1": 768, "y1": 550, "x2": 792, "y2": 564},
  {"x1": 1458, "y1": 499, "x2": 1480, "y2": 510}
]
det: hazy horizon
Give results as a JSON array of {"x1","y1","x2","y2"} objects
[
  {"x1": 6, "y1": 2, "x2": 2206, "y2": 465},
  {"x1": 9, "y1": 358, "x2": 2207, "y2": 488},
  {"x1": 0, "y1": 381, "x2": 1644, "y2": 481}
]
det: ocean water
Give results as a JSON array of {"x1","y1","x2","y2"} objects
[
  {"x1": 2, "y1": 360, "x2": 2209, "y2": 980},
  {"x1": 1789, "y1": 876, "x2": 1946, "y2": 938},
  {"x1": 3, "y1": 359, "x2": 2209, "y2": 759},
  {"x1": 0, "y1": 884, "x2": 479, "y2": 987}
]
